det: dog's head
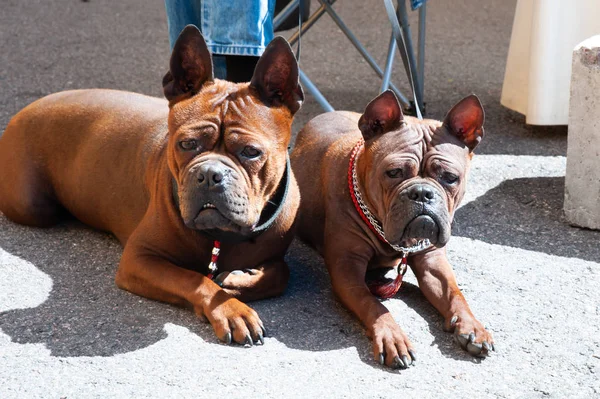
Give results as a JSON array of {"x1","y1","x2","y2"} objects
[
  {"x1": 357, "y1": 90, "x2": 484, "y2": 248},
  {"x1": 163, "y1": 26, "x2": 303, "y2": 236}
]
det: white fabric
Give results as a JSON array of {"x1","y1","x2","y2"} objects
[{"x1": 501, "y1": 0, "x2": 600, "y2": 125}]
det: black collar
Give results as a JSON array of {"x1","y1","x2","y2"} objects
[{"x1": 172, "y1": 156, "x2": 291, "y2": 243}]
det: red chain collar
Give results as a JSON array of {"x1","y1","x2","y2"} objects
[
  {"x1": 348, "y1": 139, "x2": 405, "y2": 299},
  {"x1": 348, "y1": 138, "x2": 391, "y2": 245}
]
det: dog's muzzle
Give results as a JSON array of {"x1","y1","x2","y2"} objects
[
  {"x1": 385, "y1": 182, "x2": 451, "y2": 247},
  {"x1": 176, "y1": 158, "x2": 254, "y2": 233}
]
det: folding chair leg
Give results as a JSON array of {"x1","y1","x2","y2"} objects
[
  {"x1": 287, "y1": 3, "x2": 329, "y2": 45},
  {"x1": 299, "y1": 69, "x2": 335, "y2": 112},
  {"x1": 380, "y1": 33, "x2": 397, "y2": 93},
  {"x1": 280, "y1": 0, "x2": 427, "y2": 113},
  {"x1": 274, "y1": 0, "x2": 300, "y2": 31},
  {"x1": 318, "y1": 0, "x2": 410, "y2": 107},
  {"x1": 417, "y1": 2, "x2": 426, "y2": 99},
  {"x1": 396, "y1": 0, "x2": 423, "y2": 111}
]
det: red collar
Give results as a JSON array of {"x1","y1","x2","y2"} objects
[
  {"x1": 348, "y1": 138, "x2": 406, "y2": 299},
  {"x1": 347, "y1": 138, "x2": 391, "y2": 246}
]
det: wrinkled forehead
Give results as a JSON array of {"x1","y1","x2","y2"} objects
[
  {"x1": 423, "y1": 124, "x2": 471, "y2": 170},
  {"x1": 170, "y1": 80, "x2": 290, "y2": 141},
  {"x1": 368, "y1": 123, "x2": 425, "y2": 160},
  {"x1": 367, "y1": 121, "x2": 470, "y2": 173}
]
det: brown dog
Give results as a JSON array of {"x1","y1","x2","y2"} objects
[
  {"x1": 0, "y1": 26, "x2": 303, "y2": 346},
  {"x1": 291, "y1": 90, "x2": 494, "y2": 369}
]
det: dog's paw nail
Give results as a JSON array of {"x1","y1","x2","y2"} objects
[
  {"x1": 379, "y1": 353, "x2": 385, "y2": 365},
  {"x1": 468, "y1": 332, "x2": 476, "y2": 343},
  {"x1": 482, "y1": 341, "x2": 492, "y2": 352},
  {"x1": 450, "y1": 315, "x2": 458, "y2": 326},
  {"x1": 257, "y1": 332, "x2": 264, "y2": 345},
  {"x1": 408, "y1": 349, "x2": 417, "y2": 362},
  {"x1": 260, "y1": 325, "x2": 267, "y2": 337},
  {"x1": 392, "y1": 355, "x2": 402, "y2": 369},
  {"x1": 467, "y1": 342, "x2": 483, "y2": 356},
  {"x1": 457, "y1": 333, "x2": 470, "y2": 348},
  {"x1": 402, "y1": 355, "x2": 411, "y2": 368},
  {"x1": 245, "y1": 334, "x2": 253, "y2": 347},
  {"x1": 443, "y1": 315, "x2": 459, "y2": 332},
  {"x1": 222, "y1": 332, "x2": 232, "y2": 345}
]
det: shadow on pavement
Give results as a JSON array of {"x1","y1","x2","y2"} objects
[
  {"x1": 454, "y1": 176, "x2": 600, "y2": 262},
  {"x1": 0, "y1": 216, "x2": 467, "y2": 371},
  {"x1": 0, "y1": 217, "x2": 211, "y2": 357},
  {"x1": 0, "y1": 216, "x2": 365, "y2": 358}
]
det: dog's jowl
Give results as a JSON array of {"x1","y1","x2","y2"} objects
[
  {"x1": 291, "y1": 90, "x2": 494, "y2": 369},
  {"x1": 0, "y1": 26, "x2": 303, "y2": 345}
]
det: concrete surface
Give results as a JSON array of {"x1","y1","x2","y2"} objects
[
  {"x1": 564, "y1": 35, "x2": 600, "y2": 230},
  {"x1": 1, "y1": 0, "x2": 599, "y2": 398}
]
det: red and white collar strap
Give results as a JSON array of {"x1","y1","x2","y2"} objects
[{"x1": 347, "y1": 138, "x2": 431, "y2": 257}]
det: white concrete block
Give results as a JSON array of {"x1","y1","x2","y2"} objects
[{"x1": 565, "y1": 35, "x2": 600, "y2": 229}]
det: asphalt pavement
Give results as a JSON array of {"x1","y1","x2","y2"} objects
[{"x1": 1, "y1": 0, "x2": 599, "y2": 398}]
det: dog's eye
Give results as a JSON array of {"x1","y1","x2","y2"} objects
[
  {"x1": 442, "y1": 172, "x2": 459, "y2": 184},
  {"x1": 386, "y1": 168, "x2": 403, "y2": 178},
  {"x1": 179, "y1": 139, "x2": 198, "y2": 151},
  {"x1": 241, "y1": 146, "x2": 262, "y2": 159}
]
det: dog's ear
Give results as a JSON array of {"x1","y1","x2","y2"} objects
[
  {"x1": 443, "y1": 94, "x2": 485, "y2": 151},
  {"x1": 358, "y1": 90, "x2": 404, "y2": 141},
  {"x1": 163, "y1": 25, "x2": 213, "y2": 104},
  {"x1": 250, "y1": 37, "x2": 304, "y2": 115}
]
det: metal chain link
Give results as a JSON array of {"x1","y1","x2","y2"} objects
[{"x1": 352, "y1": 145, "x2": 431, "y2": 255}]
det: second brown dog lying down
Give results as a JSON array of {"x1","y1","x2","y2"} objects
[{"x1": 291, "y1": 91, "x2": 495, "y2": 369}]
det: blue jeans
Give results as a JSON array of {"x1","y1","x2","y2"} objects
[{"x1": 165, "y1": 0, "x2": 275, "y2": 78}]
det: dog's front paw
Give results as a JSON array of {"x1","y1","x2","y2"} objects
[
  {"x1": 368, "y1": 314, "x2": 416, "y2": 370},
  {"x1": 213, "y1": 268, "x2": 261, "y2": 289},
  {"x1": 445, "y1": 313, "x2": 495, "y2": 357},
  {"x1": 199, "y1": 294, "x2": 265, "y2": 346}
]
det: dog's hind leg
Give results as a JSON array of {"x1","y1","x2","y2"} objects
[
  {"x1": 0, "y1": 166, "x2": 65, "y2": 227},
  {"x1": 0, "y1": 128, "x2": 65, "y2": 227}
]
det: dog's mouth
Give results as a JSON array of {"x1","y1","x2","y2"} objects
[
  {"x1": 395, "y1": 213, "x2": 444, "y2": 248},
  {"x1": 384, "y1": 204, "x2": 451, "y2": 250},
  {"x1": 403, "y1": 214, "x2": 439, "y2": 239},
  {"x1": 188, "y1": 201, "x2": 242, "y2": 233},
  {"x1": 398, "y1": 237, "x2": 425, "y2": 248},
  {"x1": 198, "y1": 202, "x2": 218, "y2": 213}
]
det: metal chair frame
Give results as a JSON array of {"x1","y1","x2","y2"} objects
[{"x1": 274, "y1": 0, "x2": 427, "y2": 114}]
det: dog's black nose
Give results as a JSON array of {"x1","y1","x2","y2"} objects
[
  {"x1": 407, "y1": 184, "x2": 435, "y2": 203},
  {"x1": 197, "y1": 162, "x2": 226, "y2": 187}
]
